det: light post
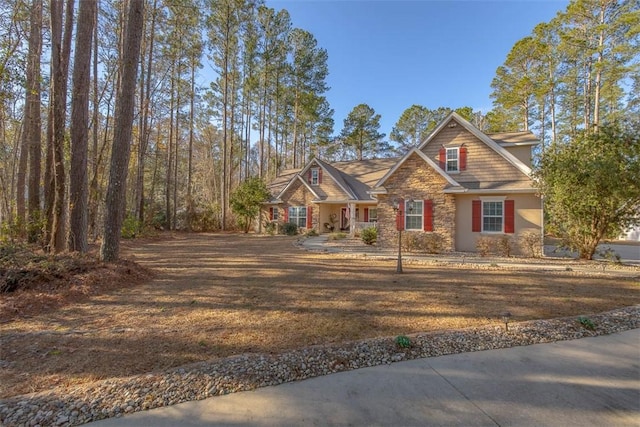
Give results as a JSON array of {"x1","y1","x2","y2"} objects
[{"x1": 392, "y1": 198, "x2": 412, "y2": 273}]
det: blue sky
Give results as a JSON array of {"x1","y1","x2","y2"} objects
[{"x1": 267, "y1": 0, "x2": 569, "y2": 138}]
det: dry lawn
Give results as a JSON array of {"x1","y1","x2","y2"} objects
[{"x1": 1, "y1": 233, "x2": 639, "y2": 398}]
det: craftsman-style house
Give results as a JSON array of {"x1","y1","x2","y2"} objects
[{"x1": 262, "y1": 112, "x2": 542, "y2": 253}]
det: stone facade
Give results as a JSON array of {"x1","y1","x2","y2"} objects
[{"x1": 377, "y1": 152, "x2": 456, "y2": 251}]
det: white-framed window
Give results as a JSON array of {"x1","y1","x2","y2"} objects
[
  {"x1": 272, "y1": 207, "x2": 279, "y2": 221},
  {"x1": 311, "y1": 168, "x2": 319, "y2": 185},
  {"x1": 405, "y1": 200, "x2": 423, "y2": 230},
  {"x1": 446, "y1": 147, "x2": 459, "y2": 172},
  {"x1": 288, "y1": 206, "x2": 307, "y2": 228},
  {"x1": 368, "y1": 208, "x2": 378, "y2": 222},
  {"x1": 482, "y1": 199, "x2": 504, "y2": 233}
]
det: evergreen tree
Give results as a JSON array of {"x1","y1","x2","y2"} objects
[{"x1": 340, "y1": 104, "x2": 387, "y2": 160}]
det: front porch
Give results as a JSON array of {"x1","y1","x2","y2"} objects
[{"x1": 315, "y1": 202, "x2": 378, "y2": 235}]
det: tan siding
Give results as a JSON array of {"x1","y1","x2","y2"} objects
[
  {"x1": 316, "y1": 175, "x2": 348, "y2": 199},
  {"x1": 455, "y1": 193, "x2": 542, "y2": 253},
  {"x1": 503, "y1": 145, "x2": 533, "y2": 168},
  {"x1": 422, "y1": 121, "x2": 530, "y2": 184}
]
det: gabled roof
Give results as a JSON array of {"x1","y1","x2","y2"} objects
[
  {"x1": 488, "y1": 131, "x2": 539, "y2": 146},
  {"x1": 418, "y1": 112, "x2": 533, "y2": 176},
  {"x1": 270, "y1": 158, "x2": 398, "y2": 202},
  {"x1": 373, "y1": 148, "x2": 462, "y2": 191},
  {"x1": 274, "y1": 174, "x2": 320, "y2": 202}
]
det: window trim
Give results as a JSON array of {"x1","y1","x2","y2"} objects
[
  {"x1": 404, "y1": 200, "x2": 424, "y2": 231},
  {"x1": 288, "y1": 206, "x2": 307, "y2": 228},
  {"x1": 446, "y1": 147, "x2": 459, "y2": 173},
  {"x1": 272, "y1": 207, "x2": 279, "y2": 222},
  {"x1": 310, "y1": 168, "x2": 319, "y2": 185},
  {"x1": 368, "y1": 208, "x2": 378, "y2": 222},
  {"x1": 480, "y1": 196, "x2": 506, "y2": 234}
]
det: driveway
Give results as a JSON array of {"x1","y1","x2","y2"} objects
[{"x1": 88, "y1": 329, "x2": 640, "y2": 427}]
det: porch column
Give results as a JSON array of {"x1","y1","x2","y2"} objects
[{"x1": 349, "y1": 202, "x2": 356, "y2": 237}]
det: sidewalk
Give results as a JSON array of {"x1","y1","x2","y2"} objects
[
  {"x1": 88, "y1": 329, "x2": 640, "y2": 426},
  {"x1": 301, "y1": 236, "x2": 640, "y2": 273}
]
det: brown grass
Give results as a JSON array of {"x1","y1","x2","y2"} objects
[{"x1": 1, "y1": 233, "x2": 638, "y2": 398}]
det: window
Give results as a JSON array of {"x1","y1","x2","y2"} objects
[
  {"x1": 405, "y1": 200, "x2": 423, "y2": 230},
  {"x1": 368, "y1": 208, "x2": 378, "y2": 222},
  {"x1": 482, "y1": 201, "x2": 503, "y2": 232},
  {"x1": 311, "y1": 168, "x2": 319, "y2": 185},
  {"x1": 446, "y1": 147, "x2": 459, "y2": 172},
  {"x1": 272, "y1": 208, "x2": 279, "y2": 221},
  {"x1": 288, "y1": 206, "x2": 307, "y2": 228}
]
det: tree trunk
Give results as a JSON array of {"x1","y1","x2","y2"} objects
[
  {"x1": 100, "y1": 0, "x2": 144, "y2": 262},
  {"x1": 68, "y1": 0, "x2": 96, "y2": 252},
  {"x1": 25, "y1": 0, "x2": 43, "y2": 242},
  {"x1": 187, "y1": 55, "x2": 195, "y2": 231},
  {"x1": 46, "y1": 0, "x2": 74, "y2": 253}
]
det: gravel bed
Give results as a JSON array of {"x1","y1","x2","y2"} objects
[{"x1": 1, "y1": 305, "x2": 638, "y2": 427}]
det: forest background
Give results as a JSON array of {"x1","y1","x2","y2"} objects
[{"x1": 0, "y1": 0, "x2": 638, "y2": 259}]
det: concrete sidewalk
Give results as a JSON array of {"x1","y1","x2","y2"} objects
[
  {"x1": 301, "y1": 236, "x2": 640, "y2": 270},
  {"x1": 89, "y1": 329, "x2": 640, "y2": 427}
]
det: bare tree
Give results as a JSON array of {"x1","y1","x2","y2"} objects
[{"x1": 100, "y1": 0, "x2": 144, "y2": 262}]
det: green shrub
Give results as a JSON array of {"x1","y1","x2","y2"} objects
[
  {"x1": 264, "y1": 222, "x2": 277, "y2": 235},
  {"x1": 305, "y1": 228, "x2": 318, "y2": 237},
  {"x1": 281, "y1": 222, "x2": 298, "y2": 236},
  {"x1": 361, "y1": 227, "x2": 377, "y2": 245},
  {"x1": 578, "y1": 316, "x2": 595, "y2": 330},
  {"x1": 395, "y1": 335, "x2": 411, "y2": 348},
  {"x1": 121, "y1": 215, "x2": 141, "y2": 239}
]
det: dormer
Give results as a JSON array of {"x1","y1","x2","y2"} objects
[{"x1": 487, "y1": 132, "x2": 539, "y2": 168}]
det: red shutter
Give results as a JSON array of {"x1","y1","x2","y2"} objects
[
  {"x1": 460, "y1": 146, "x2": 467, "y2": 171},
  {"x1": 306, "y1": 206, "x2": 312, "y2": 228},
  {"x1": 269, "y1": 207, "x2": 274, "y2": 221},
  {"x1": 318, "y1": 168, "x2": 323, "y2": 184},
  {"x1": 505, "y1": 200, "x2": 515, "y2": 234},
  {"x1": 364, "y1": 208, "x2": 369, "y2": 222},
  {"x1": 424, "y1": 199, "x2": 433, "y2": 232},
  {"x1": 396, "y1": 198, "x2": 405, "y2": 231},
  {"x1": 439, "y1": 147, "x2": 446, "y2": 170},
  {"x1": 283, "y1": 208, "x2": 289, "y2": 223},
  {"x1": 307, "y1": 170, "x2": 312, "y2": 183},
  {"x1": 472, "y1": 200, "x2": 481, "y2": 232}
]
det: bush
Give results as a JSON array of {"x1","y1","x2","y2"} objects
[
  {"x1": 305, "y1": 228, "x2": 318, "y2": 237},
  {"x1": 496, "y1": 235, "x2": 514, "y2": 257},
  {"x1": 518, "y1": 230, "x2": 542, "y2": 258},
  {"x1": 402, "y1": 232, "x2": 443, "y2": 254},
  {"x1": 121, "y1": 215, "x2": 141, "y2": 239},
  {"x1": 476, "y1": 235, "x2": 514, "y2": 257},
  {"x1": 281, "y1": 222, "x2": 298, "y2": 236},
  {"x1": 327, "y1": 232, "x2": 347, "y2": 240},
  {"x1": 361, "y1": 227, "x2": 377, "y2": 245},
  {"x1": 264, "y1": 222, "x2": 277, "y2": 235},
  {"x1": 395, "y1": 335, "x2": 411, "y2": 348}
]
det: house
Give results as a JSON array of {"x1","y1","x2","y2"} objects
[{"x1": 262, "y1": 112, "x2": 543, "y2": 254}]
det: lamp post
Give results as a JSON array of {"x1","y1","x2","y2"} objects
[{"x1": 392, "y1": 199, "x2": 404, "y2": 273}]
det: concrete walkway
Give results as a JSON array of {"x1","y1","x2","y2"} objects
[
  {"x1": 88, "y1": 329, "x2": 640, "y2": 426},
  {"x1": 301, "y1": 236, "x2": 640, "y2": 270}
]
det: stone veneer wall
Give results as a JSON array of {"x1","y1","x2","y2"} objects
[
  {"x1": 277, "y1": 179, "x2": 319, "y2": 231},
  {"x1": 377, "y1": 152, "x2": 456, "y2": 251}
]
